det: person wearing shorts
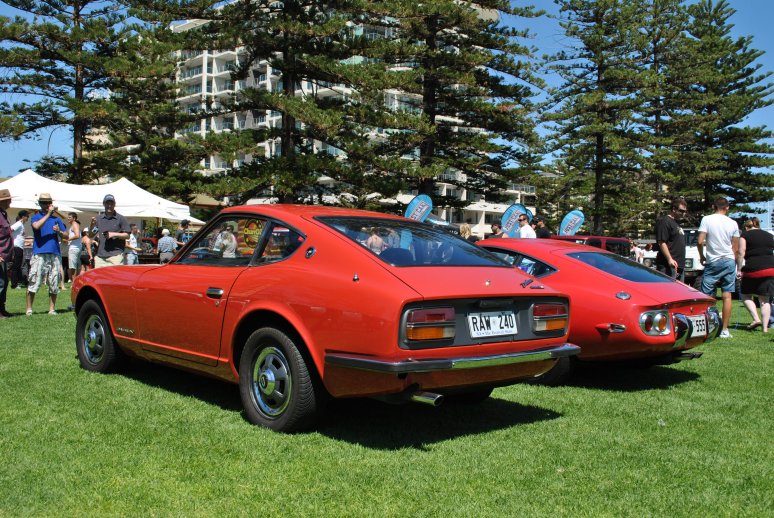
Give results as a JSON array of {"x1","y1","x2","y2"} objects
[
  {"x1": 94, "y1": 194, "x2": 130, "y2": 268},
  {"x1": 26, "y1": 193, "x2": 67, "y2": 316},
  {"x1": 697, "y1": 197, "x2": 741, "y2": 338},
  {"x1": 66, "y1": 212, "x2": 82, "y2": 280}
]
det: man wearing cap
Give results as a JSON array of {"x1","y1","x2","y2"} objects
[
  {"x1": 0, "y1": 189, "x2": 14, "y2": 317},
  {"x1": 26, "y1": 193, "x2": 67, "y2": 316},
  {"x1": 94, "y1": 194, "x2": 130, "y2": 268},
  {"x1": 534, "y1": 216, "x2": 552, "y2": 238}
]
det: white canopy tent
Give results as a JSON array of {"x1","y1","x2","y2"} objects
[{"x1": 2, "y1": 169, "x2": 203, "y2": 224}]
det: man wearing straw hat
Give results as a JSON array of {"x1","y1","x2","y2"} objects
[
  {"x1": 0, "y1": 189, "x2": 13, "y2": 318},
  {"x1": 26, "y1": 192, "x2": 67, "y2": 316}
]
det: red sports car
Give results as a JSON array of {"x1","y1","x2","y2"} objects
[
  {"x1": 478, "y1": 238, "x2": 720, "y2": 383},
  {"x1": 72, "y1": 205, "x2": 578, "y2": 431}
]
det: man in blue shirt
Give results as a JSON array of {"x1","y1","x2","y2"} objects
[{"x1": 26, "y1": 192, "x2": 67, "y2": 316}]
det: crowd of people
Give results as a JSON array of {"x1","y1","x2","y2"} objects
[
  {"x1": 1, "y1": 191, "x2": 771, "y2": 331},
  {"x1": 0, "y1": 189, "x2": 196, "y2": 318}
]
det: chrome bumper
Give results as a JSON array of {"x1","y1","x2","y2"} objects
[{"x1": 325, "y1": 343, "x2": 580, "y2": 374}]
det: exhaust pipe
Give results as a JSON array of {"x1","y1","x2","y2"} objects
[{"x1": 410, "y1": 391, "x2": 445, "y2": 407}]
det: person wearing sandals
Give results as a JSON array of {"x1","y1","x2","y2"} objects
[
  {"x1": 26, "y1": 193, "x2": 67, "y2": 315},
  {"x1": 738, "y1": 217, "x2": 774, "y2": 332}
]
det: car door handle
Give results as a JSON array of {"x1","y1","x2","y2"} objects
[{"x1": 206, "y1": 288, "x2": 224, "y2": 299}]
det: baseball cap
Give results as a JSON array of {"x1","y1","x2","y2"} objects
[{"x1": 103, "y1": 194, "x2": 116, "y2": 203}]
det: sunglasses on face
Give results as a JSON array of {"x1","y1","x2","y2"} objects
[
  {"x1": 518, "y1": 217, "x2": 527, "y2": 221},
  {"x1": 675, "y1": 208, "x2": 687, "y2": 214}
]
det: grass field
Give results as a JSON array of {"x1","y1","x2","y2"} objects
[{"x1": 1, "y1": 287, "x2": 772, "y2": 516}]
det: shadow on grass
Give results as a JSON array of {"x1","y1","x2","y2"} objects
[
  {"x1": 122, "y1": 360, "x2": 243, "y2": 412},
  {"x1": 120, "y1": 361, "x2": 559, "y2": 446},
  {"x1": 566, "y1": 364, "x2": 700, "y2": 392},
  {"x1": 317, "y1": 397, "x2": 561, "y2": 450}
]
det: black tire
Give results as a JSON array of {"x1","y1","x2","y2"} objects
[
  {"x1": 445, "y1": 387, "x2": 494, "y2": 404},
  {"x1": 76, "y1": 299, "x2": 126, "y2": 373},
  {"x1": 238, "y1": 327, "x2": 324, "y2": 432},
  {"x1": 528, "y1": 356, "x2": 574, "y2": 386}
]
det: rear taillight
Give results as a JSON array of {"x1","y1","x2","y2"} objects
[
  {"x1": 405, "y1": 307, "x2": 456, "y2": 341},
  {"x1": 532, "y1": 303, "x2": 568, "y2": 333},
  {"x1": 640, "y1": 310, "x2": 670, "y2": 335}
]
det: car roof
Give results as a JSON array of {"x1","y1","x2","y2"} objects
[
  {"x1": 218, "y1": 204, "x2": 410, "y2": 226},
  {"x1": 479, "y1": 237, "x2": 605, "y2": 254},
  {"x1": 550, "y1": 235, "x2": 630, "y2": 242}
]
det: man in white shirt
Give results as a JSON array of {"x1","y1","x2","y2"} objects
[
  {"x1": 697, "y1": 197, "x2": 741, "y2": 338},
  {"x1": 518, "y1": 214, "x2": 536, "y2": 239},
  {"x1": 10, "y1": 210, "x2": 29, "y2": 288}
]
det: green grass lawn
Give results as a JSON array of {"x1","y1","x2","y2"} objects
[{"x1": 1, "y1": 287, "x2": 772, "y2": 516}]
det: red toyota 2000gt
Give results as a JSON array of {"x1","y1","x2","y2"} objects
[
  {"x1": 478, "y1": 238, "x2": 720, "y2": 384},
  {"x1": 72, "y1": 206, "x2": 579, "y2": 431}
]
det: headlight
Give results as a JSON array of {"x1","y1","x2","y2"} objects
[{"x1": 640, "y1": 310, "x2": 671, "y2": 336}]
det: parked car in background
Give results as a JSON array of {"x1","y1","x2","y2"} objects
[
  {"x1": 478, "y1": 238, "x2": 720, "y2": 384},
  {"x1": 72, "y1": 205, "x2": 579, "y2": 432},
  {"x1": 683, "y1": 228, "x2": 704, "y2": 288},
  {"x1": 551, "y1": 235, "x2": 631, "y2": 258}
]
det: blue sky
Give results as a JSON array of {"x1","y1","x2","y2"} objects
[{"x1": 1, "y1": 0, "x2": 773, "y2": 177}]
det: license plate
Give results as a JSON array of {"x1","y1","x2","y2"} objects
[
  {"x1": 468, "y1": 311, "x2": 517, "y2": 338},
  {"x1": 688, "y1": 315, "x2": 706, "y2": 337}
]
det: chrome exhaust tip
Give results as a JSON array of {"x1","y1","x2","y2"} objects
[{"x1": 409, "y1": 391, "x2": 445, "y2": 407}]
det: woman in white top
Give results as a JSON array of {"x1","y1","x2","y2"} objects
[{"x1": 66, "y1": 212, "x2": 82, "y2": 280}]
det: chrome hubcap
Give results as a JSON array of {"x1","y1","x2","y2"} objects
[
  {"x1": 251, "y1": 346, "x2": 292, "y2": 418},
  {"x1": 82, "y1": 314, "x2": 105, "y2": 364}
]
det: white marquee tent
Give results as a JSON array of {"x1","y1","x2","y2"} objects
[{"x1": 2, "y1": 169, "x2": 203, "y2": 223}]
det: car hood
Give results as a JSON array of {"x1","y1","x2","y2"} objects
[{"x1": 386, "y1": 266, "x2": 564, "y2": 300}]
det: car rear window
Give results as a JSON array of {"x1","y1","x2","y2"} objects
[
  {"x1": 568, "y1": 251, "x2": 673, "y2": 283},
  {"x1": 319, "y1": 216, "x2": 508, "y2": 267}
]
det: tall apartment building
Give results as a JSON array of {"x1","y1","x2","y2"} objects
[{"x1": 171, "y1": 20, "x2": 536, "y2": 238}]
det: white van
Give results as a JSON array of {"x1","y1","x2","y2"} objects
[{"x1": 683, "y1": 228, "x2": 704, "y2": 287}]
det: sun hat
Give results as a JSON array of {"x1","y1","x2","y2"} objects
[
  {"x1": 38, "y1": 192, "x2": 53, "y2": 203},
  {"x1": 0, "y1": 189, "x2": 11, "y2": 201}
]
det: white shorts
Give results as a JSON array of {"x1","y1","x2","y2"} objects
[
  {"x1": 68, "y1": 246, "x2": 82, "y2": 272},
  {"x1": 27, "y1": 254, "x2": 62, "y2": 294}
]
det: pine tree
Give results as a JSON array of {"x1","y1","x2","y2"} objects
[
  {"x1": 86, "y1": 21, "x2": 211, "y2": 201},
  {"x1": 672, "y1": 0, "x2": 774, "y2": 212},
  {"x1": 0, "y1": 0, "x2": 134, "y2": 183},
  {"x1": 631, "y1": 0, "x2": 690, "y2": 217},
  {"x1": 544, "y1": 0, "x2": 649, "y2": 235},
  {"x1": 355, "y1": 0, "x2": 544, "y2": 210}
]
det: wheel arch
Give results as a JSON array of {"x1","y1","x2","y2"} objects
[
  {"x1": 74, "y1": 285, "x2": 104, "y2": 315},
  {"x1": 231, "y1": 310, "x2": 322, "y2": 381}
]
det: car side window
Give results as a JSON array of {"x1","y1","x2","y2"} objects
[
  {"x1": 483, "y1": 247, "x2": 557, "y2": 278},
  {"x1": 177, "y1": 218, "x2": 266, "y2": 266},
  {"x1": 257, "y1": 225, "x2": 305, "y2": 264}
]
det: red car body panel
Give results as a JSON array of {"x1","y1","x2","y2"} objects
[
  {"x1": 478, "y1": 238, "x2": 719, "y2": 362},
  {"x1": 73, "y1": 205, "x2": 579, "y2": 400}
]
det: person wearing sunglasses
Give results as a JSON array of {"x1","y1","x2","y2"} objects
[
  {"x1": 655, "y1": 197, "x2": 688, "y2": 282},
  {"x1": 518, "y1": 214, "x2": 536, "y2": 239}
]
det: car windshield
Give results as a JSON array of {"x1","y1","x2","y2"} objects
[
  {"x1": 567, "y1": 251, "x2": 673, "y2": 283},
  {"x1": 319, "y1": 216, "x2": 508, "y2": 267}
]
